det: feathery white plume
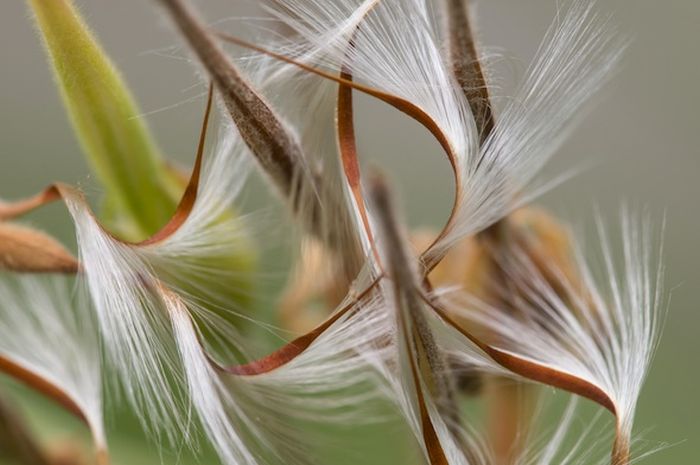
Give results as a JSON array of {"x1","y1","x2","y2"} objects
[
  {"x1": 367, "y1": 174, "x2": 520, "y2": 465},
  {"x1": 430, "y1": 1, "x2": 627, "y2": 262},
  {"x1": 0, "y1": 273, "x2": 105, "y2": 450},
  {"x1": 60, "y1": 107, "x2": 389, "y2": 460},
  {"x1": 511, "y1": 398, "x2": 610, "y2": 465},
  {"x1": 157, "y1": 0, "x2": 369, "y2": 272},
  {"x1": 376, "y1": 276, "x2": 507, "y2": 465},
  {"x1": 260, "y1": 0, "x2": 625, "y2": 267},
  {"x1": 166, "y1": 291, "x2": 269, "y2": 465},
  {"x1": 61, "y1": 125, "x2": 251, "y2": 441},
  {"x1": 254, "y1": 57, "x2": 374, "y2": 266},
  {"x1": 233, "y1": 38, "x2": 375, "y2": 267},
  {"x1": 364, "y1": 179, "x2": 626, "y2": 465},
  {"x1": 444, "y1": 210, "x2": 664, "y2": 456},
  {"x1": 163, "y1": 269, "x2": 391, "y2": 465},
  {"x1": 263, "y1": 0, "x2": 477, "y2": 170}
]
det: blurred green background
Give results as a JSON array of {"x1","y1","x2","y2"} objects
[{"x1": 0, "y1": 0, "x2": 698, "y2": 464}]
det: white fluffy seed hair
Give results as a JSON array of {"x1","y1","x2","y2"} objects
[
  {"x1": 511, "y1": 398, "x2": 612, "y2": 465},
  {"x1": 433, "y1": 0, "x2": 626, "y2": 262},
  {"x1": 0, "y1": 273, "x2": 105, "y2": 448},
  {"x1": 255, "y1": 57, "x2": 375, "y2": 262},
  {"x1": 243, "y1": 269, "x2": 391, "y2": 415},
  {"x1": 61, "y1": 116, "x2": 390, "y2": 462},
  {"x1": 140, "y1": 123, "x2": 256, "y2": 318},
  {"x1": 444, "y1": 209, "x2": 664, "y2": 448},
  {"x1": 164, "y1": 267, "x2": 392, "y2": 465},
  {"x1": 374, "y1": 278, "x2": 497, "y2": 465},
  {"x1": 367, "y1": 223, "x2": 617, "y2": 465},
  {"x1": 364, "y1": 193, "x2": 512, "y2": 464},
  {"x1": 61, "y1": 125, "x2": 252, "y2": 442},
  {"x1": 231, "y1": 40, "x2": 375, "y2": 262},
  {"x1": 258, "y1": 0, "x2": 625, "y2": 263}
]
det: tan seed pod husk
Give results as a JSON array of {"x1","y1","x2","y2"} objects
[{"x1": 0, "y1": 223, "x2": 78, "y2": 273}]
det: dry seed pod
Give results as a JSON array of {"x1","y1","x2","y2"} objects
[
  {"x1": 436, "y1": 207, "x2": 582, "y2": 313},
  {"x1": 277, "y1": 230, "x2": 485, "y2": 335},
  {"x1": 277, "y1": 207, "x2": 583, "y2": 344},
  {"x1": 278, "y1": 239, "x2": 348, "y2": 334},
  {"x1": 507, "y1": 207, "x2": 583, "y2": 299},
  {"x1": 47, "y1": 441, "x2": 90, "y2": 465},
  {"x1": 0, "y1": 223, "x2": 78, "y2": 273},
  {"x1": 430, "y1": 207, "x2": 584, "y2": 464},
  {"x1": 476, "y1": 207, "x2": 597, "y2": 330}
]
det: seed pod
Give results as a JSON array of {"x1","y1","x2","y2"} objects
[{"x1": 0, "y1": 223, "x2": 78, "y2": 273}]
